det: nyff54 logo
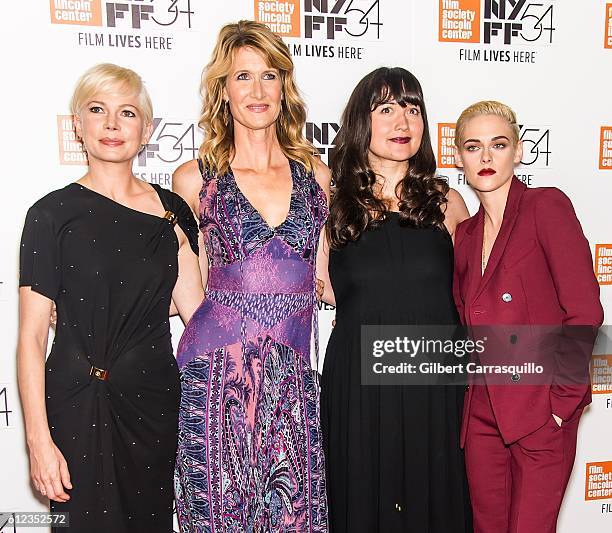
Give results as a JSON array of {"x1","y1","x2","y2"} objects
[
  {"x1": 138, "y1": 118, "x2": 201, "y2": 167},
  {"x1": 57, "y1": 115, "x2": 200, "y2": 168},
  {"x1": 0, "y1": 384, "x2": 13, "y2": 429},
  {"x1": 306, "y1": 121, "x2": 340, "y2": 164},
  {"x1": 437, "y1": 122, "x2": 551, "y2": 169},
  {"x1": 256, "y1": 0, "x2": 382, "y2": 40},
  {"x1": 305, "y1": 0, "x2": 382, "y2": 39},
  {"x1": 439, "y1": 0, "x2": 555, "y2": 45},
  {"x1": 50, "y1": 0, "x2": 194, "y2": 29}
]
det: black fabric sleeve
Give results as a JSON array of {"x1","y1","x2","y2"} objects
[
  {"x1": 155, "y1": 185, "x2": 199, "y2": 256},
  {"x1": 19, "y1": 205, "x2": 60, "y2": 300},
  {"x1": 174, "y1": 194, "x2": 200, "y2": 256}
]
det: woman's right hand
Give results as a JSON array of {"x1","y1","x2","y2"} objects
[
  {"x1": 18, "y1": 288, "x2": 72, "y2": 503},
  {"x1": 29, "y1": 437, "x2": 72, "y2": 502}
]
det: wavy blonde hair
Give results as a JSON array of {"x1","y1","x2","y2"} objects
[
  {"x1": 198, "y1": 20, "x2": 316, "y2": 174},
  {"x1": 454, "y1": 100, "x2": 520, "y2": 147}
]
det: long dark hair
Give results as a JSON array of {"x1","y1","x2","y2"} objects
[{"x1": 327, "y1": 67, "x2": 448, "y2": 248}]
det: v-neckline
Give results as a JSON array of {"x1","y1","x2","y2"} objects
[{"x1": 228, "y1": 159, "x2": 295, "y2": 231}]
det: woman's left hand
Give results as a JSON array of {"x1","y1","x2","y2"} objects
[{"x1": 316, "y1": 278, "x2": 325, "y2": 301}]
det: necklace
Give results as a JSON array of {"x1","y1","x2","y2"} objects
[{"x1": 481, "y1": 229, "x2": 487, "y2": 275}]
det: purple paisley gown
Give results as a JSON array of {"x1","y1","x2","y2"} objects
[{"x1": 174, "y1": 159, "x2": 328, "y2": 532}]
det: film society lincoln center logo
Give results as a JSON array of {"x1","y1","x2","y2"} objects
[
  {"x1": 606, "y1": 3, "x2": 612, "y2": 49},
  {"x1": 590, "y1": 354, "x2": 612, "y2": 395},
  {"x1": 49, "y1": 0, "x2": 194, "y2": 30},
  {"x1": 600, "y1": 126, "x2": 612, "y2": 170},
  {"x1": 594, "y1": 244, "x2": 612, "y2": 286},
  {"x1": 586, "y1": 461, "x2": 612, "y2": 501}
]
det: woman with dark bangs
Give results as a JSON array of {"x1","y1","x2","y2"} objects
[{"x1": 320, "y1": 67, "x2": 473, "y2": 532}]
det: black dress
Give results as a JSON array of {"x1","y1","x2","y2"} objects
[
  {"x1": 321, "y1": 212, "x2": 472, "y2": 532},
  {"x1": 19, "y1": 183, "x2": 198, "y2": 533}
]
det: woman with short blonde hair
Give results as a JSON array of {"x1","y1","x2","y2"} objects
[
  {"x1": 18, "y1": 63, "x2": 203, "y2": 532},
  {"x1": 454, "y1": 100, "x2": 520, "y2": 147},
  {"x1": 172, "y1": 20, "x2": 330, "y2": 531},
  {"x1": 70, "y1": 62, "x2": 154, "y2": 125},
  {"x1": 453, "y1": 99, "x2": 602, "y2": 533}
]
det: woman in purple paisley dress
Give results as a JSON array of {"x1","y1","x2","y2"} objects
[{"x1": 172, "y1": 21, "x2": 331, "y2": 532}]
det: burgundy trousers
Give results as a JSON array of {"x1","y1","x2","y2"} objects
[{"x1": 464, "y1": 385, "x2": 582, "y2": 533}]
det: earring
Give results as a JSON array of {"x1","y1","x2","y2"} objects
[{"x1": 223, "y1": 100, "x2": 230, "y2": 124}]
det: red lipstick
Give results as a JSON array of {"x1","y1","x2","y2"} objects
[{"x1": 478, "y1": 168, "x2": 495, "y2": 176}]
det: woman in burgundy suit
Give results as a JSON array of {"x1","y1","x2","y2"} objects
[{"x1": 452, "y1": 100, "x2": 603, "y2": 533}]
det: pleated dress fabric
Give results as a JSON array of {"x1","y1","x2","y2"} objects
[
  {"x1": 19, "y1": 183, "x2": 198, "y2": 533},
  {"x1": 321, "y1": 212, "x2": 472, "y2": 533}
]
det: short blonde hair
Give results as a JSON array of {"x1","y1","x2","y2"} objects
[
  {"x1": 198, "y1": 20, "x2": 316, "y2": 174},
  {"x1": 454, "y1": 100, "x2": 519, "y2": 146},
  {"x1": 70, "y1": 63, "x2": 153, "y2": 124}
]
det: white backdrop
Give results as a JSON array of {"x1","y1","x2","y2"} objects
[{"x1": 1, "y1": 1, "x2": 611, "y2": 531}]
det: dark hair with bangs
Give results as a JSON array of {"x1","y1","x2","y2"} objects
[{"x1": 327, "y1": 67, "x2": 448, "y2": 248}]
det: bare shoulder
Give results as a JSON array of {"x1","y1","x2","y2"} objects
[
  {"x1": 443, "y1": 187, "x2": 470, "y2": 237},
  {"x1": 313, "y1": 158, "x2": 332, "y2": 199},
  {"x1": 445, "y1": 187, "x2": 468, "y2": 210},
  {"x1": 172, "y1": 159, "x2": 202, "y2": 212},
  {"x1": 173, "y1": 159, "x2": 201, "y2": 188}
]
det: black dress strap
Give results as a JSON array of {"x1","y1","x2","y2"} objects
[{"x1": 151, "y1": 183, "x2": 199, "y2": 255}]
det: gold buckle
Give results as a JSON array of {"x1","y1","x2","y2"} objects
[
  {"x1": 90, "y1": 366, "x2": 108, "y2": 381},
  {"x1": 163, "y1": 210, "x2": 177, "y2": 226}
]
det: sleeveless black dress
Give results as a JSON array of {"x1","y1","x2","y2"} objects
[
  {"x1": 321, "y1": 212, "x2": 472, "y2": 532},
  {"x1": 19, "y1": 183, "x2": 198, "y2": 533}
]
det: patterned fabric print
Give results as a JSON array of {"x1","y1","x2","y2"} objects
[
  {"x1": 198, "y1": 166, "x2": 241, "y2": 268},
  {"x1": 175, "y1": 159, "x2": 328, "y2": 532},
  {"x1": 207, "y1": 291, "x2": 314, "y2": 330},
  {"x1": 198, "y1": 159, "x2": 326, "y2": 267},
  {"x1": 174, "y1": 355, "x2": 215, "y2": 529}
]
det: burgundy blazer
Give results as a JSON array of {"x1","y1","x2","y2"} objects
[{"x1": 453, "y1": 176, "x2": 603, "y2": 444}]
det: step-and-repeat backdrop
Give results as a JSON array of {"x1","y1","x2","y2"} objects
[{"x1": 1, "y1": 1, "x2": 611, "y2": 531}]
